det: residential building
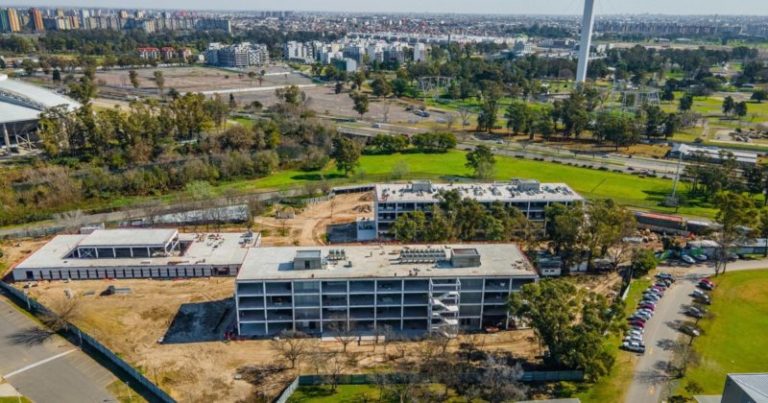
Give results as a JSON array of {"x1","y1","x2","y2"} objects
[
  {"x1": 12, "y1": 229, "x2": 260, "y2": 281},
  {"x1": 284, "y1": 41, "x2": 315, "y2": 63},
  {"x1": 137, "y1": 47, "x2": 160, "y2": 60},
  {"x1": 0, "y1": 9, "x2": 11, "y2": 32},
  {"x1": 235, "y1": 244, "x2": 537, "y2": 337},
  {"x1": 28, "y1": 8, "x2": 44, "y2": 32},
  {"x1": 374, "y1": 180, "x2": 583, "y2": 238},
  {"x1": 205, "y1": 42, "x2": 270, "y2": 68},
  {"x1": 8, "y1": 8, "x2": 21, "y2": 32}
]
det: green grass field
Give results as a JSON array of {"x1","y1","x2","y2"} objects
[
  {"x1": 577, "y1": 277, "x2": 652, "y2": 403},
  {"x1": 1, "y1": 148, "x2": 720, "y2": 232},
  {"x1": 677, "y1": 269, "x2": 768, "y2": 397},
  {"x1": 288, "y1": 385, "x2": 383, "y2": 403}
]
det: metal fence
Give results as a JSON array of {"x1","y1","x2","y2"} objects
[{"x1": 0, "y1": 281, "x2": 175, "y2": 403}]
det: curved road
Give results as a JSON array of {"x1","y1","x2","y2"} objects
[{"x1": 625, "y1": 259, "x2": 768, "y2": 403}]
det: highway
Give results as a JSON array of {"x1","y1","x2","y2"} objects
[
  {"x1": 624, "y1": 260, "x2": 768, "y2": 403},
  {"x1": 0, "y1": 295, "x2": 117, "y2": 403}
]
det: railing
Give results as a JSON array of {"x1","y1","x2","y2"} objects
[{"x1": 0, "y1": 281, "x2": 175, "y2": 403}]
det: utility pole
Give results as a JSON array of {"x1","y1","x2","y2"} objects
[{"x1": 576, "y1": 0, "x2": 597, "y2": 83}]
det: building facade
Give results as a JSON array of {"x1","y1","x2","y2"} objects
[
  {"x1": 205, "y1": 42, "x2": 269, "y2": 68},
  {"x1": 235, "y1": 244, "x2": 537, "y2": 338},
  {"x1": 13, "y1": 229, "x2": 259, "y2": 281},
  {"x1": 374, "y1": 180, "x2": 583, "y2": 238}
]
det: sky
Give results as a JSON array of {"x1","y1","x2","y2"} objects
[{"x1": 7, "y1": 0, "x2": 768, "y2": 15}]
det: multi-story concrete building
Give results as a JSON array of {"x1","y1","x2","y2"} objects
[
  {"x1": 12, "y1": 229, "x2": 259, "y2": 281},
  {"x1": 28, "y1": 8, "x2": 44, "y2": 32},
  {"x1": 235, "y1": 244, "x2": 537, "y2": 338},
  {"x1": 205, "y1": 42, "x2": 269, "y2": 68},
  {"x1": 374, "y1": 180, "x2": 583, "y2": 238}
]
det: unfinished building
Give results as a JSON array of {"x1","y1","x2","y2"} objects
[
  {"x1": 235, "y1": 244, "x2": 537, "y2": 338},
  {"x1": 12, "y1": 229, "x2": 259, "y2": 281}
]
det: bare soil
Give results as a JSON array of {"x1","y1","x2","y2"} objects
[
  {"x1": 253, "y1": 193, "x2": 373, "y2": 246},
  {"x1": 24, "y1": 278, "x2": 538, "y2": 402}
]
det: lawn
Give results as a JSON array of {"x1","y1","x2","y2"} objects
[
  {"x1": 288, "y1": 385, "x2": 383, "y2": 403},
  {"x1": 677, "y1": 269, "x2": 768, "y2": 397},
  {"x1": 1, "y1": 148, "x2": 720, "y2": 232},
  {"x1": 577, "y1": 277, "x2": 652, "y2": 403}
]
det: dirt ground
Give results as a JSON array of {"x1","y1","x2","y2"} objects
[
  {"x1": 95, "y1": 65, "x2": 309, "y2": 93},
  {"x1": 0, "y1": 238, "x2": 49, "y2": 278},
  {"x1": 22, "y1": 277, "x2": 538, "y2": 402},
  {"x1": 253, "y1": 192, "x2": 373, "y2": 246}
]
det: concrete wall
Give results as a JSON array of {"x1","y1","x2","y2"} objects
[{"x1": 13, "y1": 264, "x2": 239, "y2": 282}]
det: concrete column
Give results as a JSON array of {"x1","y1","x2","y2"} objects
[
  {"x1": 2, "y1": 123, "x2": 10, "y2": 152},
  {"x1": 576, "y1": 0, "x2": 597, "y2": 83}
]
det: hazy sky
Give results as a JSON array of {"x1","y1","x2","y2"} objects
[{"x1": 7, "y1": 0, "x2": 768, "y2": 15}]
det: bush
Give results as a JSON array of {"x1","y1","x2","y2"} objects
[{"x1": 553, "y1": 381, "x2": 578, "y2": 398}]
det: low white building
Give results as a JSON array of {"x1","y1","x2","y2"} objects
[{"x1": 13, "y1": 229, "x2": 259, "y2": 281}]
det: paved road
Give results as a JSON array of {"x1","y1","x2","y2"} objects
[
  {"x1": 624, "y1": 260, "x2": 768, "y2": 403},
  {"x1": 0, "y1": 295, "x2": 116, "y2": 403}
]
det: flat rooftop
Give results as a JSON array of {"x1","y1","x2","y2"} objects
[
  {"x1": 237, "y1": 244, "x2": 535, "y2": 281},
  {"x1": 77, "y1": 229, "x2": 178, "y2": 248},
  {"x1": 375, "y1": 182, "x2": 583, "y2": 204},
  {"x1": 16, "y1": 232, "x2": 257, "y2": 270}
]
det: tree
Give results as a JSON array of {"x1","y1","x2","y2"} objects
[
  {"x1": 331, "y1": 136, "x2": 362, "y2": 176},
  {"x1": 630, "y1": 249, "x2": 658, "y2": 278},
  {"x1": 734, "y1": 101, "x2": 748, "y2": 120},
  {"x1": 229, "y1": 93, "x2": 238, "y2": 110},
  {"x1": 758, "y1": 208, "x2": 768, "y2": 257},
  {"x1": 465, "y1": 145, "x2": 496, "y2": 180},
  {"x1": 350, "y1": 92, "x2": 369, "y2": 118},
  {"x1": 369, "y1": 134, "x2": 409, "y2": 154},
  {"x1": 327, "y1": 319, "x2": 356, "y2": 353},
  {"x1": 679, "y1": 94, "x2": 694, "y2": 111},
  {"x1": 411, "y1": 131, "x2": 456, "y2": 153},
  {"x1": 153, "y1": 70, "x2": 165, "y2": 96},
  {"x1": 505, "y1": 101, "x2": 530, "y2": 135},
  {"x1": 393, "y1": 211, "x2": 427, "y2": 242},
  {"x1": 270, "y1": 330, "x2": 309, "y2": 369},
  {"x1": 276, "y1": 85, "x2": 304, "y2": 106},
  {"x1": 751, "y1": 89, "x2": 767, "y2": 103},
  {"x1": 661, "y1": 87, "x2": 675, "y2": 102},
  {"x1": 68, "y1": 75, "x2": 98, "y2": 103},
  {"x1": 371, "y1": 76, "x2": 392, "y2": 97},
  {"x1": 508, "y1": 280, "x2": 622, "y2": 382},
  {"x1": 458, "y1": 107, "x2": 472, "y2": 127},
  {"x1": 713, "y1": 191, "x2": 756, "y2": 276},
  {"x1": 334, "y1": 81, "x2": 344, "y2": 94},
  {"x1": 477, "y1": 88, "x2": 501, "y2": 133},
  {"x1": 52, "y1": 68, "x2": 61, "y2": 83},
  {"x1": 722, "y1": 96, "x2": 735, "y2": 116},
  {"x1": 128, "y1": 69, "x2": 140, "y2": 89}
]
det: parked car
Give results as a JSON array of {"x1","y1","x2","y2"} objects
[
  {"x1": 638, "y1": 303, "x2": 656, "y2": 311},
  {"x1": 632, "y1": 311, "x2": 652, "y2": 321},
  {"x1": 686, "y1": 307, "x2": 705, "y2": 319},
  {"x1": 692, "y1": 289, "x2": 709, "y2": 299},
  {"x1": 621, "y1": 341, "x2": 646, "y2": 354},
  {"x1": 656, "y1": 273, "x2": 675, "y2": 282},
  {"x1": 700, "y1": 278, "x2": 715, "y2": 287},
  {"x1": 680, "y1": 325, "x2": 701, "y2": 337},
  {"x1": 624, "y1": 335, "x2": 643, "y2": 344},
  {"x1": 653, "y1": 282, "x2": 668, "y2": 290},
  {"x1": 628, "y1": 319, "x2": 646, "y2": 328},
  {"x1": 627, "y1": 329, "x2": 644, "y2": 337},
  {"x1": 681, "y1": 254, "x2": 696, "y2": 264},
  {"x1": 695, "y1": 295, "x2": 712, "y2": 305},
  {"x1": 642, "y1": 296, "x2": 661, "y2": 304},
  {"x1": 693, "y1": 254, "x2": 708, "y2": 261},
  {"x1": 698, "y1": 281, "x2": 714, "y2": 291}
]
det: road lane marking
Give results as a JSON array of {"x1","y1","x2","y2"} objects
[{"x1": 3, "y1": 349, "x2": 77, "y2": 378}]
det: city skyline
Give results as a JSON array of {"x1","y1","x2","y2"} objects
[{"x1": 4, "y1": 0, "x2": 768, "y2": 16}]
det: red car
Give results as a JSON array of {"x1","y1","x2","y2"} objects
[
  {"x1": 700, "y1": 278, "x2": 715, "y2": 287},
  {"x1": 628, "y1": 320, "x2": 646, "y2": 328},
  {"x1": 638, "y1": 303, "x2": 655, "y2": 311}
]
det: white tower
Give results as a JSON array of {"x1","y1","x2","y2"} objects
[{"x1": 576, "y1": 0, "x2": 597, "y2": 83}]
